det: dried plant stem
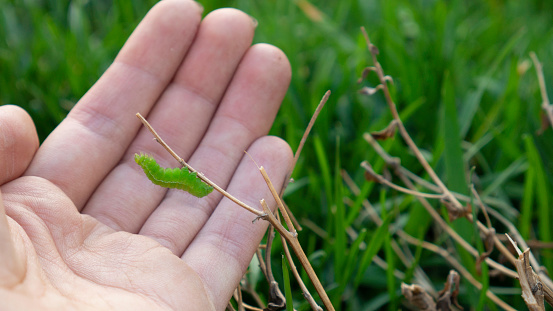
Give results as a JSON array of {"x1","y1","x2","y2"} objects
[
  {"x1": 468, "y1": 186, "x2": 517, "y2": 266},
  {"x1": 360, "y1": 27, "x2": 465, "y2": 216},
  {"x1": 279, "y1": 90, "x2": 331, "y2": 231},
  {"x1": 260, "y1": 200, "x2": 333, "y2": 310},
  {"x1": 530, "y1": 52, "x2": 553, "y2": 131},
  {"x1": 233, "y1": 285, "x2": 245, "y2": 311},
  {"x1": 363, "y1": 131, "x2": 553, "y2": 287},
  {"x1": 362, "y1": 133, "x2": 517, "y2": 278},
  {"x1": 281, "y1": 90, "x2": 331, "y2": 195},
  {"x1": 260, "y1": 225, "x2": 286, "y2": 310},
  {"x1": 342, "y1": 170, "x2": 515, "y2": 308},
  {"x1": 492, "y1": 211, "x2": 553, "y2": 292},
  {"x1": 381, "y1": 155, "x2": 519, "y2": 216},
  {"x1": 227, "y1": 302, "x2": 237, "y2": 311},
  {"x1": 279, "y1": 219, "x2": 323, "y2": 311},
  {"x1": 399, "y1": 231, "x2": 516, "y2": 311},
  {"x1": 241, "y1": 303, "x2": 263, "y2": 311},
  {"x1": 344, "y1": 217, "x2": 437, "y2": 296},
  {"x1": 136, "y1": 113, "x2": 333, "y2": 310},
  {"x1": 136, "y1": 113, "x2": 263, "y2": 217},
  {"x1": 361, "y1": 161, "x2": 445, "y2": 199},
  {"x1": 241, "y1": 274, "x2": 267, "y2": 310},
  {"x1": 261, "y1": 171, "x2": 327, "y2": 310},
  {"x1": 508, "y1": 235, "x2": 548, "y2": 310},
  {"x1": 261, "y1": 167, "x2": 296, "y2": 234}
]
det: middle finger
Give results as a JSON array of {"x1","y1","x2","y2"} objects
[{"x1": 82, "y1": 9, "x2": 256, "y2": 231}]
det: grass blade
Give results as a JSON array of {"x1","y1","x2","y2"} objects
[
  {"x1": 353, "y1": 212, "x2": 393, "y2": 289},
  {"x1": 282, "y1": 255, "x2": 294, "y2": 311}
]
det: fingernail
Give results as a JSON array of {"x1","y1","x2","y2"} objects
[{"x1": 249, "y1": 14, "x2": 258, "y2": 28}]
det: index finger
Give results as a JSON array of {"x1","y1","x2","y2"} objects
[{"x1": 25, "y1": 0, "x2": 203, "y2": 208}]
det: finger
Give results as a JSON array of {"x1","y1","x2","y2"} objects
[
  {"x1": 82, "y1": 9, "x2": 257, "y2": 230},
  {"x1": 25, "y1": 0, "x2": 203, "y2": 208},
  {"x1": 0, "y1": 191, "x2": 26, "y2": 288},
  {"x1": 0, "y1": 105, "x2": 36, "y2": 286},
  {"x1": 182, "y1": 136, "x2": 293, "y2": 311},
  {"x1": 0, "y1": 105, "x2": 39, "y2": 185},
  {"x1": 138, "y1": 44, "x2": 291, "y2": 253}
]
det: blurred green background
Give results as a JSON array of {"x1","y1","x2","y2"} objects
[{"x1": 2, "y1": 0, "x2": 553, "y2": 309}]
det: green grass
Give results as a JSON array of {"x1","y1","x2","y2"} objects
[{"x1": 2, "y1": 0, "x2": 553, "y2": 309}]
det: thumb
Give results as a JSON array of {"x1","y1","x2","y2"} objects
[
  {"x1": 0, "y1": 192, "x2": 25, "y2": 288},
  {"x1": 0, "y1": 105, "x2": 38, "y2": 287},
  {"x1": 0, "y1": 105, "x2": 39, "y2": 185}
]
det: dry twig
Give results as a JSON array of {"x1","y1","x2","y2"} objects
[
  {"x1": 402, "y1": 283, "x2": 437, "y2": 311},
  {"x1": 355, "y1": 27, "x2": 550, "y2": 310},
  {"x1": 136, "y1": 113, "x2": 333, "y2": 310},
  {"x1": 507, "y1": 234, "x2": 553, "y2": 310},
  {"x1": 530, "y1": 52, "x2": 553, "y2": 133},
  {"x1": 341, "y1": 168, "x2": 515, "y2": 310},
  {"x1": 360, "y1": 27, "x2": 466, "y2": 217},
  {"x1": 362, "y1": 133, "x2": 517, "y2": 279}
]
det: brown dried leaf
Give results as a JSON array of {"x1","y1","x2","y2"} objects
[
  {"x1": 371, "y1": 120, "x2": 398, "y2": 140},
  {"x1": 359, "y1": 84, "x2": 384, "y2": 96},
  {"x1": 401, "y1": 283, "x2": 437, "y2": 311},
  {"x1": 537, "y1": 111, "x2": 550, "y2": 135},
  {"x1": 364, "y1": 170, "x2": 380, "y2": 183},
  {"x1": 266, "y1": 281, "x2": 285, "y2": 310},
  {"x1": 476, "y1": 228, "x2": 496, "y2": 275},
  {"x1": 437, "y1": 270, "x2": 463, "y2": 310},
  {"x1": 440, "y1": 197, "x2": 467, "y2": 221},
  {"x1": 370, "y1": 44, "x2": 380, "y2": 55},
  {"x1": 361, "y1": 161, "x2": 382, "y2": 183},
  {"x1": 357, "y1": 66, "x2": 376, "y2": 84}
]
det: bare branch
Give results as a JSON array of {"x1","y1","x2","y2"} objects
[
  {"x1": 137, "y1": 112, "x2": 334, "y2": 310},
  {"x1": 136, "y1": 113, "x2": 263, "y2": 217},
  {"x1": 360, "y1": 27, "x2": 465, "y2": 216},
  {"x1": 530, "y1": 52, "x2": 553, "y2": 133}
]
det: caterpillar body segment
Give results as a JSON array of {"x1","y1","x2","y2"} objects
[{"x1": 134, "y1": 153, "x2": 213, "y2": 198}]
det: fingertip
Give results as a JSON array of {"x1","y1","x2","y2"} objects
[
  {"x1": 249, "y1": 135, "x2": 294, "y2": 171},
  {"x1": 114, "y1": 0, "x2": 203, "y2": 82},
  {"x1": 0, "y1": 105, "x2": 39, "y2": 185},
  {"x1": 203, "y1": 7, "x2": 256, "y2": 32},
  {"x1": 248, "y1": 43, "x2": 292, "y2": 87}
]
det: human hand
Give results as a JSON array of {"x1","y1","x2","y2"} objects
[{"x1": 0, "y1": 1, "x2": 292, "y2": 310}]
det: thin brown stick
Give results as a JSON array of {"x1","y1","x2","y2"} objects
[
  {"x1": 530, "y1": 52, "x2": 553, "y2": 132},
  {"x1": 244, "y1": 255, "x2": 268, "y2": 309},
  {"x1": 508, "y1": 235, "x2": 546, "y2": 310},
  {"x1": 360, "y1": 27, "x2": 465, "y2": 216},
  {"x1": 260, "y1": 200, "x2": 334, "y2": 310},
  {"x1": 399, "y1": 232, "x2": 516, "y2": 311},
  {"x1": 361, "y1": 161, "x2": 445, "y2": 199},
  {"x1": 255, "y1": 248, "x2": 267, "y2": 277},
  {"x1": 227, "y1": 302, "x2": 237, "y2": 311},
  {"x1": 263, "y1": 224, "x2": 286, "y2": 310},
  {"x1": 363, "y1": 132, "x2": 517, "y2": 278},
  {"x1": 279, "y1": 224, "x2": 323, "y2": 310},
  {"x1": 363, "y1": 129, "x2": 553, "y2": 283},
  {"x1": 234, "y1": 285, "x2": 245, "y2": 311},
  {"x1": 241, "y1": 303, "x2": 263, "y2": 311},
  {"x1": 261, "y1": 167, "x2": 296, "y2": 234},
  {"x1": 136, "y1": 113, "x2": 334, "y2": 310},
  {"x1": 136, "y1": 113, "x2": 263, "y2": 217},
  {"x1": 279, "y1": 91, "x2": 331, "y2": 230},
  {"x1": 342, "y1": 168, "x2": 515, "y2": 308},
  {"x1": 281, "y1": 90, "x2": 330, "y2": 195}
]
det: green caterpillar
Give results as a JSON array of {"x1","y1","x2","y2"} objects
[{"x1": 134, "y1": 153, "x2": 213, "y2": 198}]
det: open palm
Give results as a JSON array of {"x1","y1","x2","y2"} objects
[{"x1": 0, "y1": 1, "x2": 292, "y2": 310}]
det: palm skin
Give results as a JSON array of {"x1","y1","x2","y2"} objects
[{"x1": 0, "y1": 1, "x2": 293, "y2": 310}]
